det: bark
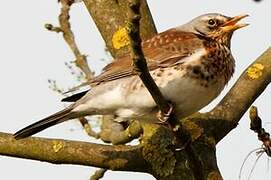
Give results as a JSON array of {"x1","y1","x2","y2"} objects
[
  {"x1": 83, "y1": 0, "x2": 157, "y2": 58},
  {"x1": 127, "y1": 0, "x2": 172, "y2": 118},
  {"x1": 0, "y1": 132, "x2": 148, "y2": 172}
]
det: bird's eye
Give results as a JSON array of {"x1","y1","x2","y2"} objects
[{"x1": 208, "y1": 19, "x2": 216, "y2": 26}]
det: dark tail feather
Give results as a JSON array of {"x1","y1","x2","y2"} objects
[
  {"x1": 13, "y1": 107, "x2": 74, "y2": 140},
  {"x1": 61, "y1": 90, "x2": 88, "y2": 102}
]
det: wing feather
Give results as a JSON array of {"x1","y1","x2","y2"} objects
[{"x1": 65, "y1": 29, "x2": 204, "y2": 94}]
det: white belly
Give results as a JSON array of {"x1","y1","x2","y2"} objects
[
  {"x1": 72, "y1": 68, "x2": 225, "y2": 122},
  {"x1": 121, "y1": 75, "x2": 224, "y2": 120}
]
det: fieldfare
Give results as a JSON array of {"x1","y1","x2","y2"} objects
[{"x1": 14, "y1": 13, "x2": 248, "y2": 139}]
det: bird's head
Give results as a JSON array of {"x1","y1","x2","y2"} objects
[{"x1": 180, "y1": 13, "x2": 249, "y2": 47}]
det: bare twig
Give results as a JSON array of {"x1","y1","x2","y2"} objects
[
  {"x1": 239, "y1": 106, "x2": 271, "y2": 180},
  {"x1": 48, "y1": 79, "x2": 66, "y2": 95},
  {"x1": 46, "y1": 0, "x2": 99, "y2": 140},
  {"x1": 249, "y1": 106, "x2": 271, "y2": 156},
  {"x1": 90, "y1": 169, "x2": 107, "y2": 180},
  {"x1": 46, "y1": 0, "x2": 94, "y2": 80},
  {"x1": 127, "y1": 0, "x2": 173, "y2": 120},
  {"x1": 79, "y1": 117, "x2": 100, "y2": 139},
  {"x1": 126, "y1": 0, "x2": 192, "y2": 154},
  {"x1": 239, "y1": 148, "x2": 264, "y2": 180},
  {"x1": 248, "y1": 151, "x2": 264, "y2": 180},
  {"x1": 250, "y1": 106, "x2": 263, "y2": 133}
]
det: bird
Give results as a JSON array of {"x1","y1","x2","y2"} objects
[{"x1": 14, "y1": 13, "x2": 248, "y2": 139}]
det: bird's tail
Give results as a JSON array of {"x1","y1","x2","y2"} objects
[{"x1": 13, "y1": 106, "x2": 75, "y2": 140}]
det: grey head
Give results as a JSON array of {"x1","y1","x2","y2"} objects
[{"x1": 176, "y1": 13, "x2": 248, "y2": 47}]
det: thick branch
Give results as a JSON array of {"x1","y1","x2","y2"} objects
[
  {"x1": 201, "y1": 47, "x2": 271, "y2": 142},
  {"x1": 0, "y1": 132, "x2": 148, "y2": 172},
  {"x1": 82, "y1": 0, "x2": 157, "y2": 58}
]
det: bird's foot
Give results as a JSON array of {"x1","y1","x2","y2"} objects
[
  {"x1": 156, "y1": 103, "x2": 191, "y2": 150},
  {"x1": 156, "y1": 103, "x2": 174, "y2": 124}
]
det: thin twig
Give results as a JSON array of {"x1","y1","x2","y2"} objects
[
  {"x1": 239, "y1": 148, "x2": 264, "y2": 180},
  {"x1": 238, "y1": 106, "x2": 271, "y2": 180},
  {"x1": 126, "y1": 0, "x2": 172, "y2": 119},
  {"x1": 248, "y1": 151, "x2": 264, "y2": 180},
  {"x1": 46, "y1": 0, "x2": 98, "y2": 140},
  {"x1": 79, "y1": 117, "x2": 100, "y2": 139},
  {"x1": 90, "y1": 168, "x2": 107, "y2": 180},
  {"x1": 249, "y1": 106, "x2": 271, "y2": 156},
  {"x1": 46, "y1": 0, "x2": 94, "y2": 80}
]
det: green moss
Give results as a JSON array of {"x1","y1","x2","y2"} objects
[
  {"x1": 182, "y1": 120, "x2": 204, "y2": 141},
  {"x1": 141, "y1": 124, "x2": 176, "y2": 177}
]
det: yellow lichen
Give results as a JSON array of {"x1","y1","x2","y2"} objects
[
  {"x1": 112, "y1": 27, "x2": 130, "y2": 49},
  {"x1": 207, "y1": 171, "x2": 222, "y2": 180},
  {"x1": 52, "y1": 140, "x2": 64, "y2": 153},
  {"x1": 246, "y1": 63, "x2": 264, "y2": 80},
  {"x1": 182, "y1": 121, "x2": 203, "y2": 141}
]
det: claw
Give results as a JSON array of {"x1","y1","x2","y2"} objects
[
  {"x1": 156, "y1": 103, "x2": 174, "y2": 124},
  {"x1": 174, "y1": 137, "x2": 191, "y2": 151}
]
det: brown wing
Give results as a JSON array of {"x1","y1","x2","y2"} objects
[
  {"x1": 91, "y1": 29, "x2": 204, "y2": 84},
  {"x1": 63, "y1": 29, "x2": 205, "y2": 95}
]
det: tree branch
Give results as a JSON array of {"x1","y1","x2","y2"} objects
[
  {"x1": 100, "y1": 119, "x2": 143, "y2": 145},
  {"x1": 82, "y1": 0, "x2": 157, "y2": 58},
  {"x1": 46, "y1": 0, "x2": 94, "y2": 80},
  {"x1": 127, "y1": 0, "x2": 172, "y2": 117},
  {"x1": 79, "y1": 117, "x2": 100, "y2": 139},
  {"x1": 209, "y1": 47, "x2": 271, "y2": 142},
  {"x1": 249, "y1": 106, "x2": 271, "y2": 156},
  {"x1": 90, "y1": 168, "x2": 107, "y2": 180},
  {"x1": 0, "y1": 132, "x2": 148, "y2": 172},
  {"x1": 181, "y1": 47, "x2": 271, "y2": 144}
]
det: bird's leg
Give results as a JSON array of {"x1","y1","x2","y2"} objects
[
  {"x1": 156, "y1": 103, "x2": 192, "y2": 151},
  {"x1": 156, "y1": 102, "x2": 174, "y2": 124}
]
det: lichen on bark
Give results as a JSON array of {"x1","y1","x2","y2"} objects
[{"x1": 141, "y1": 124, "x2": 176, "y2": 177}]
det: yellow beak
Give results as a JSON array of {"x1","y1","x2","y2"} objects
[{"x1": 221, "y1": 14, "x2": 249, "y2": 32}]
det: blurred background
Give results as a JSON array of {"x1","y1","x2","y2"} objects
[{"x1": 0, "y1": 0, "x2": 270, "y2": 179}]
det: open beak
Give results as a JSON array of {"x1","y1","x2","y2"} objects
[{"x1": 221, "y1": 14, "x2": 249, "y2": 32}]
